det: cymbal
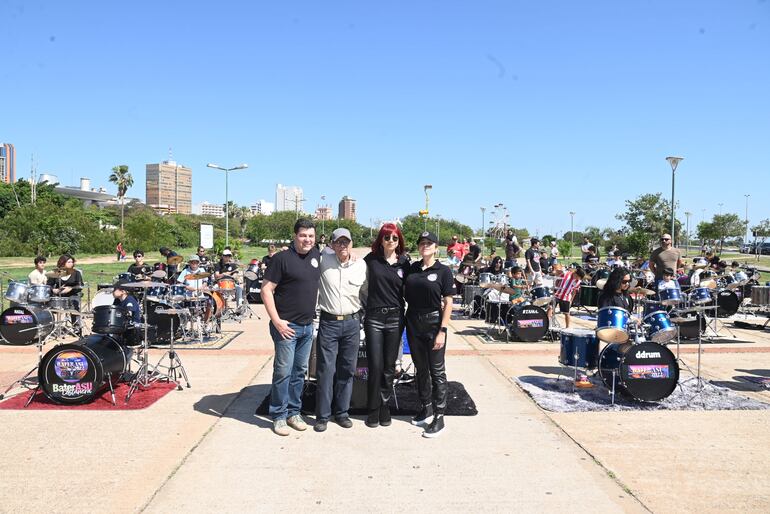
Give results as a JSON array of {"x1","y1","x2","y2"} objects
[
  {"x1": 167, "y1": 255, "x2": 184, "y2": 266},
  {"x1": 629, "y1": 286, "x2": 655, "y2": 296},
  {"x1": 699, "y1": 279, "x2": 718, "y2": 289},
  {"x1": 187, "y1": 272, "x2": 211, "y2": 280},
  {"x1": 151, "y1": 270, "x2": 167, "y2": 279},
  {"x1": 693, "y1": 262, "x2": 708, "y2": 269},
  {"x1": 45, "y1": 270, "x2": 66, "y2": 279},
  {"x1": 121, "y1": 281, "x2": 161, "y2": 289}
]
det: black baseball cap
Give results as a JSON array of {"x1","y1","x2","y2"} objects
[{"x1": 417, "y1": 231, "x2": 439, "y2": 245}]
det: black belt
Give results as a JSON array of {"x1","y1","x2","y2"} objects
[
  {"x1": 367, "y1": 306, "x2": 402, "y2": 315},
  {"x1": 409, "y1": 310, "x2": 440, "y2": 322},
  {"x1": 320, "y1": 311, "x2": 360, "y2": 321}
]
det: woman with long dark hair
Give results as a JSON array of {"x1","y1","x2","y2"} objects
[
  {"x1": 363, "y1": 223, "x2": 410, "y2": 428},
  {"x1": 404, "y1": 231, "x2": 454, "y2": 438},
  {"x1": 47, "y1": 253, "x2": 85, "y2": 334},
  {"x1": 482, "y1": 256, "x2": 504, "y2": 275},
  {"x1": 597, "y1": 267, "x2": 633, "y2": 311}
]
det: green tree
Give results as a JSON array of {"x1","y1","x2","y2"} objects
[
  {"x1": 616, "y1": 193, "x2": 682, "y2": 240},
  {"x1": 698, "y1": 213, "x2": 746, "y2": 253},
  {"x1": 108, "y1": 164, "x2": 134, "y2": 235}
]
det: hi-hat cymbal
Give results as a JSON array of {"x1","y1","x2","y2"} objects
[
  {"x1": 629, "y1": 286, "x2": 655, "y2": 296},
  {"x1": 187, "y1": 272, "x2": 211, "y2": 280},
  {"x1": 167, "y1": 255, "x2": 184, "y2": 266},
  {"x1": 45, "y1": 269, "x2": 67, "y2": 279},
  {"x1": 699, "y1": 279, "x2": 718, "y2": 289}
]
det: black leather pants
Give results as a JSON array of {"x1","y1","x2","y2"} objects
[
  {"x1": 364, "y1": 308, "x2": 403, "y2": 412},
  {"x1": 405, "y1": 310, "x2": 447, "y2": 414}
]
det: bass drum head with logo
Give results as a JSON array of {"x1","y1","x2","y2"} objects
[
  {"x1": 38, "y1": 334, "x2": 127, "y2": 405},
  {"x1": 598, "y1": 341, "x2": 679, "y2": 402},
  {"x1": 0, "y1": 305, "x2": 54, "y2": 346},
  {"x1": 716, "y1": 290, "x2": 739, "y2": 318},
  {"x1": 506, "y1": 305, "x2": 549, "y2": 342}
]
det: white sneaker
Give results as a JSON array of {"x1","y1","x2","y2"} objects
[
  {"x1": 287, "y1": 415, "x2": 308, "y2": 431},
  {"x1": 273, "y1": 418, "x2": 290, "y2": 436}
]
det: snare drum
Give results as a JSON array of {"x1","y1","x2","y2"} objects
[
  {"x1": 49, "y1": 296, "x2": 78, "y2": 312},
  {"x1": 658, "y1": 288, "x2": 682, "y2": 306},
  {"x1": 530, "y1": 286, "x2": 552, "y2": 307},
  {"x1": 216, "y1": 277, "x2": 236, "y2": 295},
  {"x1": 27, "y1": 284, "x2": 52, "y2": 304},
  {"x1": 595, "y1": 306, "x2": 630, "y2": 343},
  {"x1": 689, "y1": 287, "x2": 713, "y2": 305},
  {"x1": 643, "y1": 310, "x2": 677, "y2": 343}
]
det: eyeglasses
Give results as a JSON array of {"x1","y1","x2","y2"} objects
[
  {"x1": 334, "y1": 239, "x2": 352, "y2": 246},
  {"x1": 383, "y1": 235, "x2": 399, "y2": 242},
  {"x1": 661, "y1": 238, "x2": 670, "y2": 241},
  {"x1": 621, "y1": 280, "x2": 631, "y2": 284}
]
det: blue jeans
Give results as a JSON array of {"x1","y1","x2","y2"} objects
[
  {"x1": 315, "y1": 317, "x2": 360, "y2": 420},
  {"x1": 268, "y1": 321, "x2": 313, "y2": 420}
]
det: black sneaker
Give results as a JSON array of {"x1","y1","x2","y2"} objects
[
  {"x1": 335, "y1": 416, "x2": 353, "y2": 429},
  {"x1": 411, "y1": 405, "x2": 433, "y2": 427},
  {"x1": 379, "y1": 404, "x2": 391, "y2": 427},
  {"x1": 314, "y1": 419, "x2": 328, "y2": 432},
  {"x1": 422, "y1": 414, "x2": 445, "y2": 438},
  {"x1": 365, "y1": 410, "x2": 379, "y2": 428}
]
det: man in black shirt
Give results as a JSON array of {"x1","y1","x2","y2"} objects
[
  {"x1": 159, "y1": 247, "x2": 180, "y2": 281},
  {"x1": 196, "y1": 246, "x2": 212, "y2": 271},
  {"x1": 525, "y1": 238, "x2": 543, "y2": 284},
  {"x1": 466, "y1": 237, "x2": 482, "y2": 264},
  {"x1": 112, "y1": 282, "x2": 142, "y2": 347},
  {"x1": 127, "y1": 250, "x2": 153, "y2": 280},
  {"x1": 214, "y1": 249, "x2": 243, "y2": 306},
  {"x1": 261, "y1": 219, "x2": 322, "y2": 436}
]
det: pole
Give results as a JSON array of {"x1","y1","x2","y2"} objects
[
  {"x1": 684, "y1": 211, "x2": 691, "y2": 257},
  {"x1": 225, "y1": 169, "x2": 230, "y2": 247},
  {"x1": 671, "y1": 168, "x2": 675, "y2": 247},
  {"x1": 569, "y1": 211, "x2": 575, "y2": 260},
  {"x1": 744, "y1": 194, "x2": 750, "y2": 245}
]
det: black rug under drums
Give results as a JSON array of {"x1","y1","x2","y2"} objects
[
  {"x1": 513, "y1": 375, "x2": 770, "y2": 412},
  {"x1": 255, "y1": 380, "x2": 478, "y2": 417}
]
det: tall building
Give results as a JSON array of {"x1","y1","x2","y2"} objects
[
  {"x1": 275, "y1": 183, "x2": 304, "y2": 212},
  {"x1": 338, "y1": 196, "x2": 356, "y2": 221},
  {"x1": 250, "y1": 199, "x2": 275, "y2": 216},
  {"x1": 193, "y1": 201, "x2": 225, "y2": 217},
  {"x1": 0, "y1": 143, "x2": 16, "y2": 183},
  {"x1": 146, "y1": 159, "x2": 192, "y2": 214}
]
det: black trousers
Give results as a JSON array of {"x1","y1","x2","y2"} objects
[
  {"x1": 405, "y1": 310, "x2": 448, "y2": 414},
  {"x1": 363, "y1": 308, "x2": 404, "y2": 412}
]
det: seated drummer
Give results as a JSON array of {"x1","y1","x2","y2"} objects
[
  {"x1": 597, "y1": 267, "x2": 634, "y2": 311},
  {"x1": 112, "y1": 283, "x2": 141, "y2": 348},
  {"x1": 481, "y1": 256, "x2": 504, "y2": 275},
  {"x1": 196, "y1": 245, "x2": 211, "y2": 269},
  {"x1": 657, "y1": 267, "x2": 680, "y2": 291},
  {"x1": 127, "y1": 250, "x2": 153, "y2": 280},
  {"x1": 214, "y1": 249, "x2": 243, "y2": 306},
  {"x1": 159, "y1": 246, "x2": 180, "y2": 281},
  {"x1": 177, "y1": 255, "x2": 209, "y2": 294},
  {"x1": 497, "y1": 266, "x2": 528, "y2": 305}
]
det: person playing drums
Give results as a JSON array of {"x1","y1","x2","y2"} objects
[
  {"x1": 47, "y1": 254, "x2": 85, "y2": 335},
  {"x1": 657, "y1": 268, "x2": 680, "y2": 292},
  {"x1": 127, "y1": 250, "x2": 153, "y2": 280},
  {"x1": 28, "y1": 256, "x2": 47, "y2": 286},
  {"x1": 214, "y1": 249, "x2": 243, "y2": 307},
  {"x1": 177, "y1": 255, "x2": 209, "y2": 294},
  {"x1": 597, "y1": 268, "x2": 633, "y2": 311},
  {"x1": 496, "y1": 266, "x2": 528, "y2": 305}
]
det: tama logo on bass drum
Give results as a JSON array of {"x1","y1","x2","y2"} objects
[
  {"x1": 636, "y1": 350, "x2": 661, "y2": 359},
  {"x1": 521, "y1": 309, "x2": 539, "y2": 315}
]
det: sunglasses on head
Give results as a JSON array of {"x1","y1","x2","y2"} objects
[{"x1": 383, "y1": 235, "x2": 399, "y2": 242}]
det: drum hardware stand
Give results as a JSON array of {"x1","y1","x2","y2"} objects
[
  {"x1": 126, "y1": 292, "x2": 161, "y2": 403},
  {"x1": 152, "y1": 309, "x2": 190, "y2": 391},
  {"x1": 703, "y1": 298, "x2": 738, "y2": 341},
  {"x1": 0, "y1": 325, "x2": 58, "y2": 407}
]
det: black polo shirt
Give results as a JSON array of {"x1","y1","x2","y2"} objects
[
  {"x1": 404, "y1": 260, "x2": 454, "y2": 313},
  {"x1": 263, "y1": 244, "x2": 321, "y2": 325},
  {"x1": 364, "y1": 253, "x2": 409, "y2": 310},
  {"x1": 215, "y1": 261, "x2": 239, "y2": 274},
  {"x1": 113, "y1": 295, "x2": 142, "y2": 323},
  {"x1": 127, "y1": 264, "x2": 152, "y2": 277}
]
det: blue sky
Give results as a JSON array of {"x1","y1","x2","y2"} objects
[{"x1": 3, "y1": 1, "x2": 768, "y2": 237}]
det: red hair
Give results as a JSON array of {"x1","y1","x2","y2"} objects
[{"x1": 371, "y1": 223, "x2": 405, "y2": 256}]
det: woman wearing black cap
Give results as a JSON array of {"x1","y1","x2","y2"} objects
[{"x1": 404, "y1": 231, "x2": 454, "y2": 438}]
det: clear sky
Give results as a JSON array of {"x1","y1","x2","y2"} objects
[{"x1": 3, "y1": 1, "x2": 769, "y2": 237}]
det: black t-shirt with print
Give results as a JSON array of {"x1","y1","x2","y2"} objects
[
  {"x1": 364, "y1": 253, "x2": 409, "y2": 310},
  {"x1": 525, "y1": 248, "x2": 541, "y2": 272},
  {"x1": 404, "y1": 260, "x2": 455, "y2": 313},
  {"x1": 263, "y1": 244, "x2": 321, "y2": 325}
]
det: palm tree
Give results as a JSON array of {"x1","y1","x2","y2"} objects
[{"x1": 109, "y1": 165, "x2": 134, "y2": 234}]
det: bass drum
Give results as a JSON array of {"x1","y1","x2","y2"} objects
[
  {"x1": 716, "y1": 290, "x2": 739, "y2": 318},
  {"x1": 0, "y1": 305, "x2": 54, "y2": 346},
  {"x1": 38, "y1": 334, "x2": 127, "y2": 405},
  {"x1": 506, "y1": 304, "x2": 549, "y2": 342},
  {"x1": 598, "y1": 341, "x2": 679, "y2": 402},
  {"x1": 90, "y1": 289, "x2": 115, "y2": 310}
]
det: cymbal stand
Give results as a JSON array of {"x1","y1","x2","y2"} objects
[
  {"x1": 0, "y1": 324, "x2": 56, "y2": 406},
  {"x1": 152, "y1": 310, "x2": 190, "y2": 390},
  {"x1": 703, "y1": 295, "x2": 738, "y2": 340},
  {"x1": 125, "y1": 292, "x2": 157, "y2": 403}
]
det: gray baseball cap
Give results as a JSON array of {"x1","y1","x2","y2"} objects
[{"x1": 332, "y1": 228, "x2": 352, "y2": 242}]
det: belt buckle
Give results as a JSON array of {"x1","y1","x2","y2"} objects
[
  {"x1": 380, "y1": 307, "x2": 388, "y2": 315},
  {"x1": 336, "y1": 314, "x2": 344, "y2": 321}
]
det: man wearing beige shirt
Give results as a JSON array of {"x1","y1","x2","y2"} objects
[
  {"x1": 314, "y1": 228, "x2": 368, "y2": 432},
  {"x1": 28, "y1": 256, "x2": 48, "y2": 285}
]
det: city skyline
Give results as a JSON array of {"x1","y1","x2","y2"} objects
[{"x1": 3, "y1": 2, "x2": 768, "y2": 236}]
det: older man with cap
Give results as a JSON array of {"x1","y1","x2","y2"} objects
[
  {"x1": 177, "y1": 255, "x2": 209, "y2": 294},
  {"x1": 314, "y1": 227, "x2": 368, "y2": 432}
]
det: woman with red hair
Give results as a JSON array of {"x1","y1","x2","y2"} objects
[{"x1": 363, "y1": 222, "x2": 410, "y2": 428}]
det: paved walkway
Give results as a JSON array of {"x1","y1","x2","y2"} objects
[{"x1": 0, "y1": 301, "x2": 768, "y2": 513}]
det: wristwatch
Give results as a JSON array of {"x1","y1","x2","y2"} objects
[{"x1": 440, "y1": 327, "x2": 448, "y2": 334}]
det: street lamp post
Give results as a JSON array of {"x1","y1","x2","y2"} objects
[
  {"x1": 207, "y1": 163, "x2": 249, "y2": 248},
  {"x1": 480, "y1": 207, "x2": 486, "y2": 256},
  {"x1": 423, "y1": 184, "x2": 432, "y2": 230},
  {"x1": 666, "y1": 156, "x2": 683, "y2": 247},
  {"x1": 684, "y1": 211, "x2": 692, "y2": 257},
  {"x1": 744, "y1": 194, "x2": 750, "y2": 245},
  {"x1": 569, "y1": 211, "x2": 575, "y2": 259}
]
